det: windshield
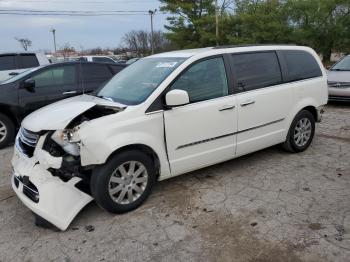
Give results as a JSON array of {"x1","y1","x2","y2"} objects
[
  {"x1": 2, "y1": 67, "x2": 42, "y2": 84},
  {"x1": 331, "y1": 56, "x2": 350, "y2": 71},
  {"x1": 98, "y1": 57, "x2": 186, "y2": 105}
]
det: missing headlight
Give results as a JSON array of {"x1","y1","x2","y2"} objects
[{"x1": 51, "y1": 130, "x2": 80, "y2": 156}]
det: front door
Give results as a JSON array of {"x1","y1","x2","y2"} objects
[
  {"x1": 164, "y1": 56, "x2": 238, "y2": 176},
  {"x1": 18, "y1": 64, "x2": 78, "y2": 115}
]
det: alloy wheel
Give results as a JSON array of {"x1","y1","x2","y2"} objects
[
  {"x1": 108, "y1": 161, "x2": 148, "y2": 204},
  {"x1": 294, "y1": 118, "x2": 312, "y2": 147},
  {"x1": 0, "y1": 120, "x2": 7, "y2": 143}
]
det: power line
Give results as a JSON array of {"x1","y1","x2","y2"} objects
[
  {"x1": 0, "y1": 9, "x2": 149, "y2": 13},
  {"x1": 0, "y1": 0, "x2": 157, "y2": 3},
  {"x1": 0, "y1": 8, "x2": 154, "y2": 16},
  {"x1": 0, "y1": 12, "x2": 150, "y2": 16}
]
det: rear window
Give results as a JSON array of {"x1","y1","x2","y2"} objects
[
  {"x1": 18, "y1": 54, "x2": 39, "y2": 69},
  {"x1": 281, "y1": 50, "x2": 322, "y2": 82},
  {"x1": 232, "y1": 52, "x2": 282, "y2": 92},
  {"x1": 0, "y1": 55, "x2": 16, "y2": 70}
]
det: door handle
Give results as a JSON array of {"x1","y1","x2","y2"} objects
[
  {"x1": 219, "y1": 105, "x2": 235, "y2": 111},
  {"x1": 240, "y1": 100, "x2": 255, "y2": 107},
  {"x1": 62, "y1": 91, "x2": 77, "y2": 95}
]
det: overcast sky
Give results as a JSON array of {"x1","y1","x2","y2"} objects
[{"x1": 0, "y1": 0, "x2": 167, "y2": 52}]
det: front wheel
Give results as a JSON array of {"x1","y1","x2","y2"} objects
[
  {"x1": 0, "y1": 113, "x2": 15, "y2": 149},
  {"x1": 91, "y1": 150, "x2": 156, "y2": 213},
  {"x1": 282, "y1": 110, "x2": 315, "y2": 153}
]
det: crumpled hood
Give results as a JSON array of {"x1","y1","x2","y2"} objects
[
  {"x1": 327, "y1": 70, "x2": 350, "y2": 83},
  {"x1": 22, "y1": 94, "x2": 125, "y2": 132}
]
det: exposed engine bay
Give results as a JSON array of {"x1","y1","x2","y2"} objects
[
  {"x1": 43, "y1": 104, "x2": 122, "y2": 184},
  {"x1": 12, "y1": 97, "x2": 125, "y2": 230}
]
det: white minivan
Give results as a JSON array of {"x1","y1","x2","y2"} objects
[{"x1": 11, "y1": 45, "x2": 328, "y2": 230}]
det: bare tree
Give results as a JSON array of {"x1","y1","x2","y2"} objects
[
  {"x1": 59, "y1": 43, "x2": 76, "y2": 58},
  {"x1": 121, "y1": 30, "x2": 173, "y2": 56},
  {"x1": 89, "y1": 47, "x2": 104, "y2": 55},
  {"x1": 15, "y1": 37, "x2": 32, "y2": 51},
  {"x1": 151, "y1": 31, "x2": 174, "y2": 53}
]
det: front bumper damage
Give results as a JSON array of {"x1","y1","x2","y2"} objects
[{"x1": 11, "y1": 135, "x2": 93, "y2": 231}]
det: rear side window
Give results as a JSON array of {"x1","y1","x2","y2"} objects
[
  {"x1": 232, "y1": 52, "x2": 282, "y2": 92},
  {"x1": 18, "y1": 54, "x2": 39, "y2": 69},
  {"x1": 0, "y1": 55, "x2": 16, "y2": 70},
  {"x1": 281, "y1": 50, "x2": 322, "y2": 82},
  {"x1": 81, "y1": 64, "x2": 112, "y2": 83}
]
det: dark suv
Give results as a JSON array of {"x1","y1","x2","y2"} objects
[{"x1": 0, "y1": 61, "x2": 126, "y2": 148}]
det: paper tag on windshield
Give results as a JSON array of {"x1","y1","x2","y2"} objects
[{"x1": 156, "y1": 62, "x2": 178, "y2": 68}]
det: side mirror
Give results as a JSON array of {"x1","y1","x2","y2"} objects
[
  {"x1": 165, "y1": 89, "x2": 190, "y2": 108},
  {"x1": 21, "y1": 79, "x2": 36, "y2": 93}
]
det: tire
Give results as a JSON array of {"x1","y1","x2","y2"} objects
[
  {"x1": 282, "y1": 110, "x2": 315, "y2": 153},
  {"x1": 0, "y1": 113, "x2": 15, "y2": 149},
  {"x1": 91, "y1": 150, "x2": 156, "y2": 213}
]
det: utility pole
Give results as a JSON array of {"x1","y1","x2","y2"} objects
[
  {"x1": 215, "y1": 0, "x2": 219, "y2": 46},
  {"x1": 50, "y1": 28, "x2": 57, "y2": 54},
  {"x1": 149, "y1": 9, "x2": 156, "y2": 54}
]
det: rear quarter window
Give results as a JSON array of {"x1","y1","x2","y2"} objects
[{"x1": 281, "y1": 50, "x2": 322, "y2": 82}]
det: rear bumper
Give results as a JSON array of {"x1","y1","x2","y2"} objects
[
  {"x1": 328, "y1": 96, "x2": 350, "y2": 102},
  {"x1": 11, "y1": 135, "x2": 93, "y2": 231},
  {"x1": 328, "y1": 87, "x2": 350, "y2": 101}
]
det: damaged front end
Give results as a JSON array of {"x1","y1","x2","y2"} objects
[{"x1": 11, "y1": 99, "x2": 124, "y2": 231}]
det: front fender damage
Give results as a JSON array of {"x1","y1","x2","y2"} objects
[{"x1": 11, "y1": 135, "x2": 93, "y2": 231}]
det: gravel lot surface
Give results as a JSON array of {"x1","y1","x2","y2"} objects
[{"x1": 0, "y1": 103, "x2": 349, "y2": 262}]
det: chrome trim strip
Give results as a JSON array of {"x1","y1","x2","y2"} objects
[
  {"x1": 177, "y1": 133, "x2": 234, "y2": 150},
  {"x1": 176, "y1": 118, "x2": 284, "y2": 150},
  {"x1": 236, "y1": 118, "x2": 285, "y2": 134}
]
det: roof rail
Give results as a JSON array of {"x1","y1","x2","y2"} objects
[{"x1": 213, "y1": 44, "x2": 297, "y2": 49}]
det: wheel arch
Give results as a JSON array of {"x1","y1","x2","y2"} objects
[
  {"x1": 0, "y1": 105, "x2": 19, "y2": 128},
  {"x1": 105, "y1": 144, "x2": 161, "y2": 180},
  {"x1": 301, "y1": 105, "x2": 317, "y2": 121}
]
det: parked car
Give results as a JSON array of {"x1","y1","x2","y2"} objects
[
  {"x1": 77, "y1": 55, "x2": 118, "y2": 63},
  {"x1": 0, "y1": 61, "x2": 126, "y2": 148},
  {"x1": 11, "y1": 45, "x2": 327, "y2": 230},
  {"x1": 327, "y1": 54, "x2": 350, "y2": 101},
  {"x1": 0, "y1": 52, "x2": 50, "y2": 83}
]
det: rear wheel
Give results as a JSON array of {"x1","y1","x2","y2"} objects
[
  {"x1": 283, "y1": 110, "x2": 315, "y2": 153},
  {"x1": 0, "y1": 113, "x2": 15, "y2": 149},
  {"x1": 91, "y1": 150, "x2": 156, "y2": 213}
]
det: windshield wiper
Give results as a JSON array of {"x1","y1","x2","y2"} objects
[
  {"x1": 95, "y1": 94, "x2": 115, "y2": 102},
  {"x1": 332, "y1": 69, "x2": 350, "y2": 71}
]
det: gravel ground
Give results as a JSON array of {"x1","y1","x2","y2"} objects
[{"x1": 0, "y1": 103, "x2": 349, "y2": 262}]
